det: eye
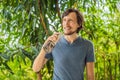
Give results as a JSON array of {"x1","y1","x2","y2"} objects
[{"x1": 62, "y1": 18, "x2": 66, "y2": 22}]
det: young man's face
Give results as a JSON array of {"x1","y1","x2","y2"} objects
[{"x1": 62, "y1": 12, "x2": 79, "y2": 35}]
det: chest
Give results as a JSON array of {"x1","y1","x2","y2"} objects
[{"x1": 52, "y1": 43, "x2": 88, "y2": 63}]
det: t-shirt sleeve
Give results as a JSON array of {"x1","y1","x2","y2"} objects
[
  {"x1": 45, "y1": 52, "x2": 53, "y2": 60},
  {"x1": 85, "y1": 41, "x2": 95, "y2": 63}
]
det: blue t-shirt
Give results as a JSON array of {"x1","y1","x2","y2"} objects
[{"x1": 45, "y1": 36, "x2": 95, "y2": 80}]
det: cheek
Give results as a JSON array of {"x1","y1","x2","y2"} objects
[
  {"x1": 69, "y1": 23, "x2": 75, "y2": 27},
  {"x1": 62, "y1": 23, "x2": 65, "y2": 26},
  {"x1": 76, "y1": 23, "x2": 80, "y2": 28},
  {"x1": 74, "y1": 24, "x2": 80, "y2": 30},
  {"x1": 62, "y1": 22, "x2": 66, "y2": 27}
]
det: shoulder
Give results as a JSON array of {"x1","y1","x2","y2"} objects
[{"x1": 79, "y1": 37, "x2": 94, "y2": 47}]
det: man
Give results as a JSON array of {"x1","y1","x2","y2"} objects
[{"x1": 32, "y1": 8, "x2": 95, "y2": 80}]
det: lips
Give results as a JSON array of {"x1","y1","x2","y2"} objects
[{"x1": 64, "y1": 26, "x2": 71, "y2": 31}]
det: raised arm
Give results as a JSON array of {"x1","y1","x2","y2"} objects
[
  {"x1": 32, "y1": 32, "x2": 60, "y2": 72},
  {"x1": 32, "y1": 47, "x2": 48, "y2": 72}
]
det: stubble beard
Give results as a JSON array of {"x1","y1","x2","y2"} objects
[{"x1": 64, "y1": 27, "x2": 77, "y2": 35}]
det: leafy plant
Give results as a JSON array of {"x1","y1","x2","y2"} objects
[{"x1": 0, "y1": 0, "x2": 120, "y2": 80}]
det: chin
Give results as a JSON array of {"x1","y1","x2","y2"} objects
[
  {"x1": 64, "y1": 32, "x2": 74, "y2": 35},
  {"x1": 64, "y1": 31, "x2": 77, "y2": 35}
]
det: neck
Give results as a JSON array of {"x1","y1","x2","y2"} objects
[{"x1": 64, "y1": 33, "x2": 79, "y2": 43}]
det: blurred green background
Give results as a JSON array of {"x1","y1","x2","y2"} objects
[{"x1": 0, "y1": 0, "x2": 120, "y2": 80}]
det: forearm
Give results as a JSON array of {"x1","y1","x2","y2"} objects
[
  {"x1": 87, "y1": 75, "x2": 95, "y2": 80},
  {"x1": 32, "y1": 48, "x2": 47, "y2": 72},
  {"x1": 86, "y1": 62, "x2": 95, "y2": 80}
]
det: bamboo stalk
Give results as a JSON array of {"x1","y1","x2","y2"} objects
[
  {"x1": 38, "y1": 0, "x2": 49, "y2": 35},
  {"x1": 104, "y1": 55, "x2": 106, "y2": 80},
  {"x1": 108, "y1": 59, "x2": 112, "y2": 80},
  {"x1": 36, "y1": 0, "x2": 49, "y2": 79},
  {"x1": 36, "y1": 72, "x2": 42, "y2": 80},
  {"x1": 55, "y1": 0, "x2": 61, "y2": 23},
  {"x1": 114, "y1": 59, "x2": 117, "y2": 80}
]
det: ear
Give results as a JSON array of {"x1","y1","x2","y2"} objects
[{"x1": 79, "y1": 24, "x2": 82, "y2": 29}]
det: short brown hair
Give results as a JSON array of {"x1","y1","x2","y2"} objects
[{"x1": 62, "y1": 9, "x2": 84, "y2": 33}]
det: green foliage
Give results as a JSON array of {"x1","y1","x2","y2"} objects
[{"x1": 0, "y1": 0, "x2": 120, "y2": 80}]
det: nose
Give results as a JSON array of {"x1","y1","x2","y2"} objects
[{"x1": 63, "y1": 20, "x2": 69, "y2": 26}]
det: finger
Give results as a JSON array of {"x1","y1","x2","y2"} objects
[
  {"x1": 47, "y1": 36, "x2": 56, "y2": 42},
  {"x1": 51, "y1": 36, "x2": 57, "y2": 42},
  {"x1": 53, "y1": 32, "x2": 60, "y2": 36}
]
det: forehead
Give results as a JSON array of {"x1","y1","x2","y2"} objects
[{"x1": 63, "y1": 12, "x2": 77, "y2": 19}]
